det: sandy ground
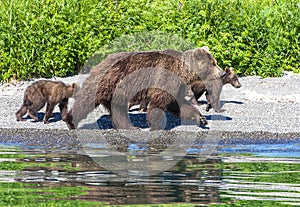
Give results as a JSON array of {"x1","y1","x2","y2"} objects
[{"x1": 0, "y1": 72, "x2": 299, "y2": 133}]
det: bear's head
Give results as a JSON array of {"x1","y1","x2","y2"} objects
[
  {"x1": 65, "y1": 83, "x2": 78, "y2": 98},
  {"x1": 222, "y1": 67, "x2": 242, "y2": 88}
]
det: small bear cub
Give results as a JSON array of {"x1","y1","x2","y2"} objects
[{"x1": 16, "y1": 80, "x2": 77, "y2": 124}]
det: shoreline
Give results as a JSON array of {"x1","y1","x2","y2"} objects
[{"x1": 1, "y1": 128, "x2": 299, "y2": 147}]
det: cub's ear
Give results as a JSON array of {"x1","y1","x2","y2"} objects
[
  {"x1": 71, "y1": 83, "x2": 81, "y2": 94},
  {"x1": 225, "y1": 67, "x2": 231, "y2": 74}
]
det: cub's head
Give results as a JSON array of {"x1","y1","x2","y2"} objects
[
  {"x1": 222, "y1": 67, "x2": 241, "y2": 88},
  {"x1": 65, "y1": 83, "x2": 78, "y2": 98}
]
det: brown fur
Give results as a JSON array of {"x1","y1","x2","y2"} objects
[
  {"x1": 191, "y1": 67, "x2": 241, "y2": 111},
  {"x1": 65, "y1": 48, "x2": 224, "y2": 130},
  {"x1": 16, "y1": 80, "x2": 77, "y2": 125},
  {"x1": 129, "y1": 67, "x2": 241, "y2": 112}
]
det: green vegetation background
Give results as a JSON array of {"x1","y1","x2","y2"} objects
[{"x1": 0, "y1": 0, "x2": 299, "y2": 81}]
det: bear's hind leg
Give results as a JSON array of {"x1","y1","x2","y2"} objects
[
  {"x1": 44, "y1": 102, "x2": 56, "y2": 124},
  {"x1": 27, "y1": 109, "x2": 39, "y2": 122}
]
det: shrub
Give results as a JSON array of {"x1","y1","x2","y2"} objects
[{"x1": 0, "y1": 0, "x2": 299, "y2": 81}]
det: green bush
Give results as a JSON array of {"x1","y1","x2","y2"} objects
[{"x1": 0, "y1": 0, "x2": 299, "y2": 81}]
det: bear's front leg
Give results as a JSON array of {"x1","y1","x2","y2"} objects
[
  {"x1": 44, "y1": 102, "x2": 55, "y2": 124},
  {"x1": 110, "y1": 103, "x2": 137, "y2": 129},
  {"x1": 205, "y1": 91, "x2": 212, "y2": 112}
]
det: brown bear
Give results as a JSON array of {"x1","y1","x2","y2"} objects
[
  {"x1": 64, "y1": 48, "x2": 224, "y2": 130},
  {"x1": 191, "y1": 67, "x2": 241, "y2": 111},
  {"x1": 16, "y1": 80, "x2": 77, "y2": 125}
]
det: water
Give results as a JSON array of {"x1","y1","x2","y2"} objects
[{"x1": 0, "y1": 132, "x2": 299, "y2": 207}]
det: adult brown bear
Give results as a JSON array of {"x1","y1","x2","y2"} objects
[{"x1": 64, "y1": 47, "x2": 224, "y2": 130}]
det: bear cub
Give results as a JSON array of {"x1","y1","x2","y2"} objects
[
  {"x1": 191, "y1": 67, "x2": 241, "y2": 111},
  {"x1": 16, "y1": 80, "x2": 76, "y2": 124},
  {"x1": 130, "y1": 67, "x2": 241, "y2": 113}
]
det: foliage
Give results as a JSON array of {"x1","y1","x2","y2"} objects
[{"x1": 0, "y1": 0, "x2": 299, "y2": 81}]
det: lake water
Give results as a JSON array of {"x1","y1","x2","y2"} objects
[{"x1": 0, "y1": 130, "x2": 299, "y2": 207}]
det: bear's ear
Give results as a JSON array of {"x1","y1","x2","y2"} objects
[
  {"x1": 193, "y1": 48, "x2": 201, "y2": 56},
  {"x1": 193, "y1": 46, "x2": 210, "y2": 56},
  {"x1": 225, "y1": 67, "x2": 231, "y2": 74},
  {"x1": 193, "y1": 47, "x2": 217, "y2": 65},
  {"x1": 193, "y1": 47, "x2": 207, "y2": 58},
  {"x1": 71, "y1": 83, "x2": 77, "y2": 89},
  {"x1": 201, "y1": 46, "x2": 210, "y2": 52}
]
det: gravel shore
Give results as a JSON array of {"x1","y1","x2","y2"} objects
[{"x1": 0, "y1": 72, "x2": 299, "y2": 133}]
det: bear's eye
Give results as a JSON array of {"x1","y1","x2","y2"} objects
[{"x1": 211, "y1": 59, "x2": 217, "y2": 66}]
